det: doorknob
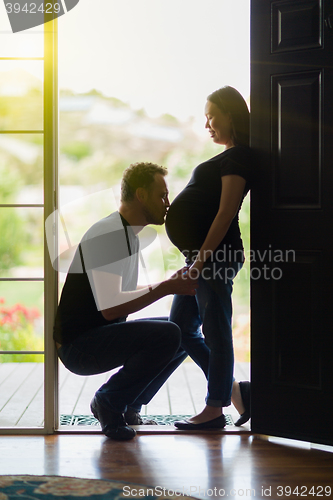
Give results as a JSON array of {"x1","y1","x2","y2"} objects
[{"x1": 325, "y1": 13, "x2": 333, "y2": 30}]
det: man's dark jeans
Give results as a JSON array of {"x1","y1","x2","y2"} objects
[{"x1": 57, "y1": 318, "x2": 182, "y2": 413}]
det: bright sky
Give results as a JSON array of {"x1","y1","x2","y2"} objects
[{"x1": 57, "y1": 0, "x2": 250, "y2": 124}]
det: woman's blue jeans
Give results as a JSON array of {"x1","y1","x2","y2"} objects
[
  {"x1": 170, "y1": 261, "x2": 243, "y2": 408},
  {"x1": 130, "y1": 261, "x2": 243, "y2": 411}
]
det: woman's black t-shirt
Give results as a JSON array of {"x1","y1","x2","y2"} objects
[{"x1": 165, "y1": 146, "x2": 254, "y2": 263}]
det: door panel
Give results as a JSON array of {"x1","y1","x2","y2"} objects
[
  {"x1": 271, "y1": 0, "x2": 323, "y2": 52},
  {"x1": 271, "y1": 71, "x2": 322, "y2": 208},
  {"x1": 250, "y1": 0, "x2": 333, "y2": 444}
]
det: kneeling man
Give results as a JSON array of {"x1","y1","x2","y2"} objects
[{"x1": 54, "y1": 162, "x2": 197, "y2": 440}]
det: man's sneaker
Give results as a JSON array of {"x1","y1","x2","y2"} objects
[
  {"x1": 90, "y1": 396, "x2": 136, "y2": 440},
  {"x1": 124, "y1": 406, "x2": 158, "y2": 425}
]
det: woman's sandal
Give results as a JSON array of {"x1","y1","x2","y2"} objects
[{"x1": 234, "y1": 381, "x2": 251, "y2": 426}]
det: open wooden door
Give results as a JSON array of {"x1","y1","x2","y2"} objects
[{"x1": 250, "y1": 0, "x2": 333, "y2": 445}]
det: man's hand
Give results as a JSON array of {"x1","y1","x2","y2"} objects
[{"x1": 164, "y1": 266, "x2": 198, "y2": 296}]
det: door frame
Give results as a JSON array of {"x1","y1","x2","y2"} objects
[{"x1": 44, "y1": 17, "x2": 59, "y2": 435}]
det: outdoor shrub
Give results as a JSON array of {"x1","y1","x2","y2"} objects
[{"x1": 0, "y1": 298, "x2": 43, "y2": 362}]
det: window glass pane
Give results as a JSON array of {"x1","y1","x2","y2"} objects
[
  {"x1": 0, "y1": 356, "x2": 44, "y2": 428},
  {"x1": 0, "y1": 9, "x2": 43, "y2": 56},
  {"x1": 0, "y1": 133, "x2": 43, "y2": 204},
  {"x1": 0, "y1": 281, "x2": 44, "y2": 354},
  {"x1": 0, "y1": 60, "x2": 43, "y2": 130},
  {"x1": 0, "y1": 27, "x2": 44, "y2": 57},
  {"x1": 0, "y1": 207, "x2": 44, "y2": 278}
]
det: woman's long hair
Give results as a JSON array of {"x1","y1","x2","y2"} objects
[{"x1": 207, "y1": 86, "x2": 249, "y2": 147}]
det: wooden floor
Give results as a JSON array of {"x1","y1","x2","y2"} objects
[
  {"x1": 0, "y1": 361, "x2": 250, "y2": 428},
  {"x1": 0, "y1": 433, "x2": 332, "y2": 499},
  {"x1": 1, "y1": 362, "x2": 333, "y2": 499}
]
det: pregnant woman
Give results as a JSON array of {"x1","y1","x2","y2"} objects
[{"x1": 166, "y1": 86, "x2": 253, "y2": 429}]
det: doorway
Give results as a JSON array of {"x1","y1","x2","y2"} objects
[{"x1": 56, "y1": 0, "x2": 251, "y2": 428}]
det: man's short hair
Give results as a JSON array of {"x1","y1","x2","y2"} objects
[{"x1": 121, "y1": 162, "x2": 167, "y2": 202}]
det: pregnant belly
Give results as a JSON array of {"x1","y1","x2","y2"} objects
[{"x1": 165, "y1": 202, "x2": 213, "y2": 255}]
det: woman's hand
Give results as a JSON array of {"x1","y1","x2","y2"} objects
[{"x1": 187, "y1": 260, "x2": 204, "y2": 279}]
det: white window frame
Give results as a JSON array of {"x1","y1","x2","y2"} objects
[{"x1": 0, "y1": 17, "x2": 58, "y2": 435}]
